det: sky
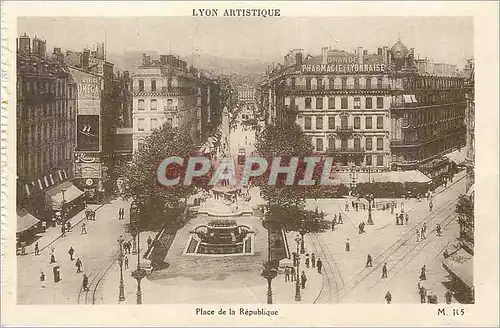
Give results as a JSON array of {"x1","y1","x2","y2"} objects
[{"x1": 18, "y1": 17, "x2": 474, "y2": 67}]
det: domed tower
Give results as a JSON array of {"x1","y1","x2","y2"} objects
[{"x1": 391, "y1": 39, "x2": 409, "y2": 68}]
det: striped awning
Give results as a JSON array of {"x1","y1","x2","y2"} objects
[{"x1": 17, "y1": 208, "x2": 40, "y2": 234}]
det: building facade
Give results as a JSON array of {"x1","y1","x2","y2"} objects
[
  {"x1": 16, "y1": 34, "x2": 79, "y2": 220},
  {"x1": 132, "y1": 54, "x2": 222, "y2": 152},
  {"x1": 388, "y1": 41, "x2": 466, "y2": 185},
  {"x1": 236, "y1": 84, "x2": 256, "y2": 103},
  {"x1": 463, "y1": 59, "x2": 475, "y2": 192}
]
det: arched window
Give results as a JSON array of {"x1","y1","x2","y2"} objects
[{"x1": 150, "y1": 99, "x2": 157, "y2": 110}]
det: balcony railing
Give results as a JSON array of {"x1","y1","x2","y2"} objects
[
  {"x1": 336, "y1": 126, "x2": 354, "y2": 133},
  {"x1": 326, "y1": 147, "x2": 365, "y2": 154},
  {"x1": 133, "y1": 86, "x2": 195, "y2": 95},
  {"x1": 285, "y1": 84, "x2": 391, "y2": 91}
]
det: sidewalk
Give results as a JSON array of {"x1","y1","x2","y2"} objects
[
  {"x1": 22, "y1": 204, "x2": 104, "y2": 255},
  {"x1": 17, "y1": 198, "x2": 131, "y2": 304}
]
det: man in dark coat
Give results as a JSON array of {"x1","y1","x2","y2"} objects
[
  {"x1": 316, "y1": 258, "x2": 323, "y2": 274},
  {"x1": 76, "y1": 258, "x2": 83, "y2": 273},
  {"x1": 68, "y1": 247, "x2": 75, "y2": 261},
  {"x1": 311, "y1": 253, "x2": 316, "y2": 268},
  {"x1": 82, "y1": 274, "x2": 90, "y2": 291},
  {"x1": 366, "y1": 254, "x2": 373, "y2": 267},
  {"x1": 385, "y1": 291, "x2": 392, "y2": 304},
  {"x1": 301, "y1": 271, "x2": 307, "y2": 289},
  {"x1": 382, "y1": 263, "x2": 388, "y2": 278}
]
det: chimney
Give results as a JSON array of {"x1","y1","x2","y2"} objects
[
  {"x1": 96, "y1": 42, "x2": 105, "y2": 60},
  {"x1": 18, "y1": 33, "x2": 31, "y2": 55},
  {"x1": 382, "y1": 47, "x2": 388, "y2": 64},
  {"x1": 357, "y1": 46, "x2": 363, "y2": 64},
  {"x1": 363, "y1": 50, "x2": 368, "y2": 56},
  {"x1": 81, "y1": 49, "x2": 90, "y2": 70},
  {"x1": 377, "y1": 47, "x2": 383, "y2": 56},
  {"x1": 321, "y1": 47, "x2": 329, "y2": 64},
  {"x1": 160, "y1": 55, "x2": 167, "y2": 65},
  {"x1": 295, "y1": 52, "x2": 303, "y2": 71},
  {"x1": 142, "y1": 53, "x2": 148, "y2": 66},
  {"x1": 32, "y1": 38, "x2": 40, "y2": 56}
]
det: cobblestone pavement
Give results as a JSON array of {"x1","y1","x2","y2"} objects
[{"x1": 17, "y1": 198, "x2": 131, "y2": 304}]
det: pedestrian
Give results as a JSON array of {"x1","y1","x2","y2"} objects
[
  {"x1": 305, "y1": 255, "x2": 310, "y2": 268},
  {"x1": 75, "y1": 258, "x2": 83, "y2": 273},
  {"x1": 331, "y1": 218, "x2": 336, "y2": 231},
  {"x1": 61, "y1": 224, "x2": 66, "y2": 237},
  {"x1": 352, "y1": 200, "x2": 355, "y2": 209},
  {"x1": 436, "y1": 223, "x2": 442, "y2": 237},
  {"x1": 345, "y1": 239, "x2": 350, "y2": 252},
  {"x1": 391, "y1": 203, "x2": 394, "y2": 214},
  {"x1": 420, "y1": 265, "x2": 427, "y2": 281},
  {"x1": 66, "y1": 221, "x2": 71, "y2": 232},
  {"x1": 41, "y1": 220, "x2": 47, "y2": 233},
  {"x1": 419, "y1": 285, "x2": 427, "y2": 303},
  {"x1": 50, "y1": 252, "x2": 56, "y2": 264},
  {"x1": 316, "y1": 258, "x2": 323, "y2": 274},
  {"x1": 345, "y1": 202, "x2": 349, "y2": 211},
  {"x1": 416, "y1": 230, "x2": 420, "y2": 242},
  {"x1": 443, "y1": 249, "x2": 449, "y2": 259},
  {"x1": 311, "y1": 253, "x2": 316, "y2": 268},
  {"x1": 396, "y1": 214, "x2": 399, "y2": 225},
  {"x1": 421, "y1": 227, "x2": 426, "y2": 240},
  {"x1": 68, "y1": 247, "x2": 75, "y2": 261},
  {"x1": 423, "y1": 223, "x2": 427, "y2": 234},
  {"x1": 428, "y1": 292, "x2": 438, "y2": 304},
  {"x1": 34, "y1": 242, "x2": 40, "y2": 256},
  {"x1": 82, "y1": 274, "x2": 90, "y2": 291},
  {"x1": 124, "y1": 255, "x2": 129, "y2": 269},
  {"x1": 385, "y1": 291, "x2": 392, "y2": 304},
  {"x1": 147, "y1": 236, "x2": 153, "y2": 247},
  {"x1": 382, "y1": 263, "x2": 388, "y2": 278},
  {"x1": 429, "y1": 201, "x2": 433, "y2": 212},
  {"x1": 405, "y1": 213, "x2": 409, "y2": 225},
  {"x1": 355, "y1": 203, "x2": 359, "y2": 212},
  {"x1": 81, "y1": 222, "x2": 87, "y2": 234},
  {"x1": 445, "y1": 290, "x2": 453, "y2": 304},
  {"x1": 301, "y1": 271, "x2": 307, "y2": 289},
  {"x1": 366, "y1": 254, "x2": 373, "y2": 267},
  {"x1": 284, "y1": 267, "x2": 290, "y2": 282},
  {"x1": 338, "y1": 213, "x2": 343, "y2": 224},
  {"x1": 290, "y1": 266, "x2": 296, "y2": 282},
  {"x1": 53, "y1": 266, "x2": 61, "y2": 283},
  {"x1": 40, "y1": 271, "x2": 46, "y2": 288}
]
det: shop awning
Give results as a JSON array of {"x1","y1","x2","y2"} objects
[
  {"x1": 17, "y1": 208, "x2": 40, "y2": 234},
  {"x1": 331, "y1": 170, "x2": 431, "y2": 184},
  {"x1": 45, "y1": 181, "x2": 84, "y2": 210},
  {"x1": 444, "y1": 149, "x2": 467, "y2": 165},
  {"x1": 442, "y1": 248, "x2": 473, "y2": 289}
]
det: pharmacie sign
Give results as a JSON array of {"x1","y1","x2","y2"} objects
[{"x1": 302, "y1": 56, "x2": 388, "y2": 74}]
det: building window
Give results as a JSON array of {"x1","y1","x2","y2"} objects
[
  {"x1": 341, "y1": 116, "x2": 348, "y2": 128},
  {"x1": 316, "y1": 138, "x2": 324, "y2": 152},
  {"x1": 354, "y1": 117, "x2": 361, "y2": 129},
  {"x1": 377, "y1": 116, "x2": 384, "y2": 129},
  {"x1": 365, "y1": 117, "x2": 372, "y2": 129},
  {"x1": 354, "y1": 97, "x2": 361, "y2": 109},
  {"x1": 354, "y1": 78, "x2": 359, "y2": 89},
  {"x1": 341, "y1": 97, "x2": 348, "y2": 109},
  {"x1": 341, "y1": 78, "x2": 347, "y2": 89},
  {"x1": 316, "y1": 97, "x2": 323, "y2": 109},
  {"x1": 376, "y1": 155, "x2": 384, "y2": 166},
  {"x1": 366, "y1": 97, "x2": 373, "y2": 109},
  {"x1": 377, "y1": 77, "x2": 383, "y2": 89},
  {"x1": 377, "y1": 137, "x2": 384, "y2": 150},
  {"x1": 316, "y1": 116, "x2": 323, "y2": 130},
  {"x1": 151, "y1": 80, "x2": 157, "y2": 92},
  {"x1": 328, "y1": 137, "x2": 335, "y2": 149},
  {"x1": 365, "y1": 138, "x2": 373, "y2": 150},
  {"x1": 328, "y1": 116, "x2": 335, "y2": 130},
  {"x1": 376, "y1": 97, "x2": 384, "y2": 109},
  {"x1": 151, "y1": 118, "x2": 158, "y2": 130},
  {"x1": 328, "y1": 97, "x2": 335, "y2": 109},
  {"x1": 306, "y1": 78, "x2": 311, "y2": 90},
  {"x1": 366, "y1": 78, "x2": 372, "y2": 90},
  {"x1": 138, "y1": 118, "x2": 145, "y2": 131},
  {"x1": 366, "y1": 155, "x2": 372, "y2": 166},
  {"x1": 150, "y1": 99, "x2": 157, "y2": 110},
  {"x1": 138, "y1": 80, "x2": 144, "y2": 92},
  {"x1": 354, "y1": 138, "x2": 361, "y2": 151},
  {"x1": 138, "y1": 99, "x2": 145, "y2": 110},
  {"x1": 305, "y1": 97, "x2": 312, "y2": 109},
  {"x1": 304, "y1": 117, "x2": 312, "y2": 130}
]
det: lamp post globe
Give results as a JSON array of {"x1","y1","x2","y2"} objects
[{"x1": 366, "y1": 193, "x2": 374, "y2": 225}]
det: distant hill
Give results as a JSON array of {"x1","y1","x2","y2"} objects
[{"x1": 108, "y1": 51, "x2": 273, "y2": 79}]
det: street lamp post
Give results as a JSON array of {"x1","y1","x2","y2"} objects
[
  {"x1": 349, "y1": 166, "x2": 359, "y2": 194},
  {"x1": 299, "y1": 219, "x2": 307, "y2": 255},
  {"x1": 294, "y1": 254, "x2": 301, "y2": 301},
  {"x1": 118, "y1": 252, "x2": 125, "y2": 302},
  {"x1": 61, "y1": 186, "x2": 67, "y2": 220},
  {"x1": 130, "y1": 202, "x2": 146, "y2": 304},
  {"x1": 366, "y1": 193, "x2": 374, "y2": 225},
  {"x1": 261, "y1": 261, "x2": 278, "y2": 304},
  {"x1": 294, "y1": 235, "x2": 301, "y2": 256}
]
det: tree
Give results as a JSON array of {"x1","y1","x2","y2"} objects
[
  {"x1": 456, "y1": 194, "x2": 474, "y2": 230},
  {"x1": 118, "y1": 123, "x2": 197, "y2": 229},
  {"x1": 255, "y1": 122, "x2": 314, "y2": 231}
]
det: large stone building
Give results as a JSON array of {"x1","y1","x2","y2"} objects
[
  {"x1": 132, "y1": 54, "x2": 222, "y2": 152},
  {"x1": 463, "y1": 59, "x2": 475, "y2": 192},
  {"x1": 260, "y1": 41, "x2": 467, "y2": 181},
  {"x1": 16, "y1": 34, "x2": 81, "y2": 225},
  {"x1": 236, "y1": 84, "x2": 256, "y2": 103}
]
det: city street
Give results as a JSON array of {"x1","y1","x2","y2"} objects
[{"x1": 17, "y1": 198, "x2": 131, "y2": 304}]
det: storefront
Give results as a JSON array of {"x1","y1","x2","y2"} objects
[
  {"x1": 442, "y1": 247, "x2": 474, "y2": 303},
  {"x1": 45, "y1": 181, "x2": 85, "y2": 219},
  {"x1": 17, "y1": 208, "x2": 41, "y2": 252}
]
